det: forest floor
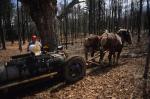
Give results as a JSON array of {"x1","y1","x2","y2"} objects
[{"x1": 0, "y1": 38, "x2": 150, "y2": 99}]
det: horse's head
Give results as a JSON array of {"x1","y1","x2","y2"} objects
[
  {"x1": 84, "y1": 35, "x2": 95, "y2": 47},
  {"x1": 117, "y1": 29, "x2": 132, "y2": 44}
]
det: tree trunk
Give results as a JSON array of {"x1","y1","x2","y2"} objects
[
  {"x1": 130, "y1": 0, "x2": 134, "y2": 34},
  {"x1": 89, "y1": 0, "x2": 93, "y2": 34},
  {"x1": 143, "y1": 0, "x2": 150, "y2": 98},
  {"x1": 21, "y1": 4, "x2": 26, "y2": 44},
  {"x1": 0, "y1": 37, "x2": 1, "y2": 48},
  {"x1": 17, "y1": 0, "x2": 22, "y2": 51},
  {"x1": 143, "y1": 0, "x2": 150, "y2": 83},
  {"x1": 0, "y1": 24, "x2": 6, "y2": 50},
  {"x1": 137, "y1": 0, "x2": 143, "y2": 43},
  {"x1": 64, "y1": 0, "x2": 68, "y2": 49},
  {"x1": 111, "y1": 0, "x2": 114, "y2": 32},
  {"x1": 21, "y1": 0, "x2": 58, "y2": 51}
]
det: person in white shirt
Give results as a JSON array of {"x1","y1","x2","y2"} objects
[{"x1": 27, "y1": 35, "x2": 42, "y2": 56}]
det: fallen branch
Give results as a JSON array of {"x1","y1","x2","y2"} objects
[
  {"x1": 87, "y1": 51, "x2": 107, "y2": 62},
  {"x1": 86, "y1": 60, "x2": 100, "y2": 66}
]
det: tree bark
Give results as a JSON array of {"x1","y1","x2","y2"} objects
[
  {"x1": 137, "y1": 0, "x2": 143, "y2": 43},
  {"x1": 21, "y1": 4, "x2": 26, "y2": 44},
  {"x1": 0, "y1": 22, "x2": 6, "y2": 50},
  {"x1": 64, "y1": 0, "x2": 68, "y2": 49},
  {"x1": 17, "y1": 0, "x2": 22, "y2": 51},
  {"x1": 143, "y1": 0, "x2": 150, "y2": 98},
  {"x1": 0, "y1": 37, "x2": 1, "y2": 48},
  {"x1": 21, "y1": 0, "x2": 58, "y2": 51},
  {"x1": 89, "y1": 0, "x2": 92, "y2": 34},
  {"x1": 143, "y1": 0, "x2": 150, "y2": 81}
]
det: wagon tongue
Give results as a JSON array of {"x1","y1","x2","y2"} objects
[{"x1": 11, "y1": 53, "x2": 31, "y2": 59}]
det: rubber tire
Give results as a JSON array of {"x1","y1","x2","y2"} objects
[{"x1": 64, "y1": 56, "x2": 86, "y2": 83}]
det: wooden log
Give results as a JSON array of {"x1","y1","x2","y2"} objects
[
  {"x1": 87, "y1": 53, "x2": 100, "y2": 62},
  {"x1": 86, "y1": 51, "x2": 107, "y2": 66},
  {"x1": 0, "y1": 72, "x2": 57, "y2": 90},
  {"x1": 87, "y1": 51, "x2": 107, "y2": 62},
  {"x1": 87, "y1": 60, "x2": 100, "y2": 66}
]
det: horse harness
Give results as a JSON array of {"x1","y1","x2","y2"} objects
[{"x1": 99, "y1": 32, "x2": 123, "y2": 52}]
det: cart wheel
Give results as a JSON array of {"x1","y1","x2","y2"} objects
[{"x1": 64, "y1": 56, "x2": 86, "y2": 83}]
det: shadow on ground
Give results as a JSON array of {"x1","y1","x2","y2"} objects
[
  {"x1": 88, "y1": 60, "x2": 128, "y2": 76},
  {"x1": 0, "y1": 75, "x2": 65, "y2": 98}
]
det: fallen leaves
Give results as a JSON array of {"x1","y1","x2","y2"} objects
[{"x1": 0, "y1": 41, "x2": 147, "y2": 99}]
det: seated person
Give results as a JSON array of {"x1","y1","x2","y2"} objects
[{"x1": 27, "y1": 35, "x2": 42, "y2": 56}]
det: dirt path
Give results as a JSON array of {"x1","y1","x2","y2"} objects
[{"x1": 0, "y1": 41, "x2": 149, "y2": 99}]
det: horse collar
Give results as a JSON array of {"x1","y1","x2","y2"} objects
[{"x1": 115, "y1": 34, "x2": 123, "y2": 45}]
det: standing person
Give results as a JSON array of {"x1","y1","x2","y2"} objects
[{"x1": 27, "y1": 35, "x2": 42, "y2": 56}]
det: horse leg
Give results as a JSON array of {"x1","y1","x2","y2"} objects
[
  {"x1": 91, "y1": 50, "x2": 95, "y2": 61},
  {"x1": 112, "y1": 53, "x2": 116, "y2": 64},
  {"x1": 108, "y1": 52, "x2": 113, "y2": 65},
  {"x1": 99, "y1": 49, "x2": 105, "y2": 64},
  {"x1": 116, "y1": 51, "x2": 121, "y2": 64},
  {"x1": 84, "y1": 48, "x2": 88, "y2": 61}
]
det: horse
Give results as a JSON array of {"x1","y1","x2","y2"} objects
[
  {"x1": 99, "y1": 29, "x2": 132, "y2": 65},
  {"x1": 84, "y1": 34, "x2": 101, "y2": 61}
]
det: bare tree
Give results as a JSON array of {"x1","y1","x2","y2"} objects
[
  {"x1": 143, "y1": 0, "x2": 150, "y2": 98},
  {"x1": 0, "y1": 0, "x2": 12, "y2": 50},
  {"x1": 0, "y1": 23, "x2": 6, "y2": 49},
  {"x1": 137, "y1": 0, "x2": 143, "y2": 42},
  {"x1": 17, "y1": 0, "x2": 22, "y2": 51},
  {"x1": 21, "y1": 4, "x2": 26, "y2": 44},
  {"x1": 20, "y1": 0, "x2": 58, "y2": 51}
]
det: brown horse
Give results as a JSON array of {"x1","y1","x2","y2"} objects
[
  {"x1": 99, "y1": 29, "x2": 132, "y2": 65},
  {"x1": 84, "y1": 34, "x2": 101, "y2": 61}
]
